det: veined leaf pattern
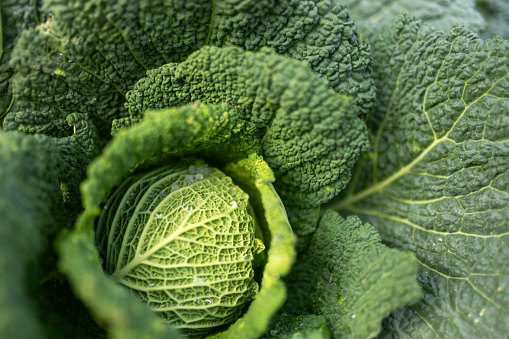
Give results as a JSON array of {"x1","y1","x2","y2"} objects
[
  {"x1": 97, "y1": 160, "x2": 258, "y2": 336},
  {"x1": 332, "y1": 15, "x2": 509, "y2": 338}
]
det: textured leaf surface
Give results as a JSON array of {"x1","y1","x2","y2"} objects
[
  {"x1": 221, "y1": 154, "x2": 296, "y2": 339},
  {"x1": 0, "y1": 125, "x2": 102, "y2": 338},
  {"x1": 283, "y1": 210, "x2": 421, "y2": 339},
  {"x1": 97, "y1": 160, "x2": 259, "y2": 336},
  {"x1": 347, "y1": 0, "x2": 486, "y2": 34},
  {"x1": 5, "y1": 0, "x2": 373, "y2": 138},
  {"x1": 123, "y1": 46, "x2": 368, "y2": 233},
  {"x1": 59, "y1": 225, "x2": 183, "y2": 339},
  {"x1": 0, "y1": 0, "x2": 45, "y2": 127},
  {"x1": 0, "y1": 131, "x2": 61, "y2": 338},
  {"x1": 332, "y1": 15, "x2": 509, "y2": 338},
  {"x1": 262, "y1": 314, "x2": 331, "y2": 339},
  {"x1": 475, "y1": 0, "x2": 509, "y2": 39}
]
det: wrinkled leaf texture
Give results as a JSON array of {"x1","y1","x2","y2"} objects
[{"x1": 333, "y1": 15, "x2": 509, "y2": 338}]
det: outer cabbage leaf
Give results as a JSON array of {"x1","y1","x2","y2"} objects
[
  {"x1": 220, "y1": 154, "x2": 296, "y2": 339},
  {"x1": 347, "y1": 0, "x2": 486, "y2": 35},
  {"x1": 0, "y1": 131, "x2": 62, "y2": 338},
  {"x1": 0, "y1": 0, "x2": 46, "y2": 127},
  {"x1": 122, "y1": 46, "x2": 368, "y2": 235},
  {"x1": 5, "y1": 0, "x2": 373, "y2": 138},
  {"x1": 61, "y1": 104, "x2": 296, "y2": 338},
  {"x1": 0, "y1": 128, "x2": 104, "y2": 338},
  {"x1": 475, "y1": 0, "x2": 509, "y2": 39},
  {"x1": 332, "y1": 15, "x2": 509, "y2": 338},
  {"x1": 282, "y1": 210, "x2": 421, "y2": 338},
  {"x1": 262, "y1": 314, "x2": 332, "y2": 339}
]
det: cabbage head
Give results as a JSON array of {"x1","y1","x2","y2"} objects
[{"x1": 96, "y1": 159, "x2": 263, "y2": 336}]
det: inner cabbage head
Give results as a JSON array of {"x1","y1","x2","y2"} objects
[{"x1": 95, "y1": 159, "x2": 260, "y2": 336}]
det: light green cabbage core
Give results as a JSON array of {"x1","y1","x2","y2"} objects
[{"x1": 96, "y1": 159, "x2": 260, "y2": 336}]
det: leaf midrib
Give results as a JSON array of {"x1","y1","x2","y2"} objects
[{"x1": 333, "y1": 69, "x2": 508, "y2": 211}]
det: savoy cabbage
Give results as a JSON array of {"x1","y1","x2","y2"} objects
[{"x1": 0, "y1": 0, "x2": 507, "y2": 338}]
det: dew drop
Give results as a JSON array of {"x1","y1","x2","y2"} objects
[
  {"x1": 194, "y1": 299, "x2": 202, "y2": 304},
  {"x1": 231, "y1": 201, "x2": 237, "y2": 208},
  {"x1": 150, "y1": 284, "x2": 155, "y2": 287},
  {"x1": 171, "y1": 183, "x2": 180, "y2": 191},
  {"x1": 156, "y1": 212, "x2": 162, "y2": 217},
  {"x1": 352, "y1": 314, "x2": 356, "y2": 319},
  {"x1": 438, "y1": 238, "x2": 443, "y2": 242},
  {"x1": 205, "y1": 299, "x2": 212, "y2": 304},
  {"x1": 196, "y1": 173, "x2": 204, "y2": 180},
  {"x1": 243, "y1": 254, "x2": 249, "y2": 260}
]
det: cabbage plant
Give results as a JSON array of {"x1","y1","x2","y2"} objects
[{"x1": 1, "y1": 0, "x2": 507, "y2": 338}]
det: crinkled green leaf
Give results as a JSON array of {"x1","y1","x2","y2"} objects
[
  {"x1": 0, "y1": 0, "x2": 46, "y2": 127},
  {"x1": 347, "y1": 0, "x2": 486, "y2": 35},
  {"x1": 332, "y1": 15, "x2": 509, "y2": 338},
  {"x1": 0, "y1": 117, "x2": 103, "y2": 338},
  {"x1": 0, "y1": 131, "x2": 62, "y2": 338},
  {"x1": 262, "y1": 314, "x2": 331, "y2": 339},
  {"x1": 122, "y1": 46, "x2": 368, "y2": 234},
  {"x1": 221, "y1": 154, "x2": 296, "y2": 339},
  {"x1": 283, "y1": 210, "x2": 421, "y2": 339},
  {"x1": 6, "y1": 0, "x2": 373, "y2": 138},
  {"x1": 475, "y1": 0, "x2": 509, "y2": 39}
]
